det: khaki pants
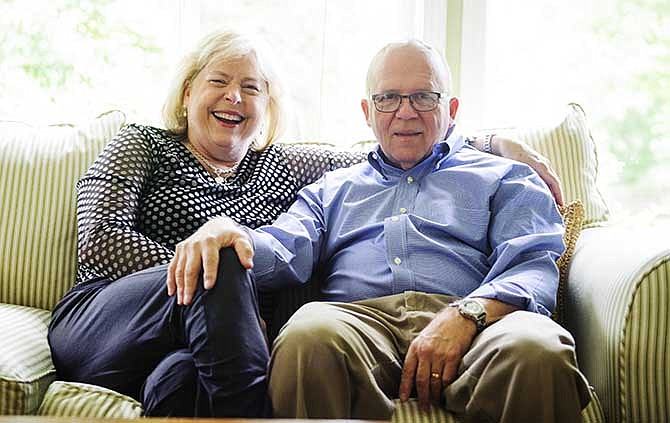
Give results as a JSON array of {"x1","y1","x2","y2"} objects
[{"x1": 269, "y1": 291, "x2": 590, "y2": 422}]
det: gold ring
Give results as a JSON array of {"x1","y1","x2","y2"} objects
[{"x1": 430, "y1": 372, "x2": 441, "y2": 380}]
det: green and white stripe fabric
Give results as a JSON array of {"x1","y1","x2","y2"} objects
[
  {"x1": 0, "y1": 303, "x2": 55, "y2": 414},
  {"x1": 0, "y1": 110, "x2": 126, "y2": 311},
  {"x1": 390, "y1": 388, "x2": 605, "y2": 422},
  {"x1": 487, "y1": 103, "x2": 609, "y2": 228},
  {"x1": 565, "y1": 224, "x2": 670, "y2": 423},
  {"x1": 392, "y1": 399, "x2": 459, "y2": 423},
  {"x1": 624, "y1": 260, "x2": 669, "y2": 423},
  {"x1": 37, "y1": 381, "x2": 142, "y2": 418}
]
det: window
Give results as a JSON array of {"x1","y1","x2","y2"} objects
[
  {"x1": 1, "y1": 0, "x2": 445, "y2": 145},
  {"x1": 458, "y1": 0, "x2": 669, "y2": 217},
  {"x1": 4, "y1": 0, "x2": 663, "y2": 217}
]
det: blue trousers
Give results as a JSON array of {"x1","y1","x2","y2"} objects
[{"x1": 48, "y1": 248, "x2": 270, "y2": 417}]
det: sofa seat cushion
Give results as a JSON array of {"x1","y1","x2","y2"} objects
[
  {"x1": 0, "y1": 303, "x2": 55, "y2": 414},
  {"x1": 391, "y1": 386, "x2": 605, "y2": 422},
  {"x1": 37, "y1": 381, "x2": 142, "y2": 418}
]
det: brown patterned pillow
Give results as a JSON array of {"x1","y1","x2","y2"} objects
[{"x1": 554, "y1": 200, "x2": 585, "y2": 324}]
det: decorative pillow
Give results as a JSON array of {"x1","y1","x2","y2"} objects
[
  {"x1": 554, "y1": 200, "x2": 585, "y2": 324},
  {"x1": 492, "y1": 103, "x2": 609, "y2": 227},
  {"x1": 0, "y1": 303, "x2": 55, "y2": 414},
  {"x1": 37, "y1": 381, "x2": 142, "y2": 418},
  {"x1": 0, "y1": 110, "x2": 126, "y2": 310}
]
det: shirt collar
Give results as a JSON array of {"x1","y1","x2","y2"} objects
[{"x1": 367, "y1": 125, "x2": 466, "y2": 179}]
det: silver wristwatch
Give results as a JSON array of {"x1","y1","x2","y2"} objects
[{"x1": 449, "y1": 299, "x2": 487, "y2": 333}]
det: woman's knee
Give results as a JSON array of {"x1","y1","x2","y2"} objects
[
  {"x1": 206, "y1": 247, "x2": 256, "y2": 297},
  {"x1": 217, "y1": 247, "x2": 245, "y2": 274}
]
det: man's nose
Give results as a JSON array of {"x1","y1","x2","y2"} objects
[{"x1": 395, "y1": 97, "x2": 418, "y2": 119}]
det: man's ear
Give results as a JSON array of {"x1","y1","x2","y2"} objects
[
  {"x1": 361, "y1": 99, "x2": 372, "y2": 127},
  {"x1": 448, "y1": 96, "x2": 459, "y2": 120}
]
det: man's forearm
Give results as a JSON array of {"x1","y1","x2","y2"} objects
[
  {"x1": 475, "y1": 297, "x2": 521, "y2": 326},
  {"x1": 467, "y1": 134, "x2": 501, "y2": 155}
]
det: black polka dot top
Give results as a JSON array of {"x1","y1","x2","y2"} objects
[{"x1": 75, "y1": 124, "x2": 364, "y2": 284}]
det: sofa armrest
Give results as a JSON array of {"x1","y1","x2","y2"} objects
[{"x1": 564, "y1": 224, "x2": 670, "y2": 423}]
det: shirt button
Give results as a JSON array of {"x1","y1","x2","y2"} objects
[
  {"x1": 399, "y1": 207, "x2": 407, "y2": 214},
  {"x1": 390, "y1": 216, "x2": 399, "y2": 222},
  {"x1": 407, "y1": 176, "x2": 414, "y2": 184},
  {"x1": 394, "y1": 257, "x2": 402, "y2": 265},
  {"x1": 371, "y1": 153, "x2": 377, "y2": 159}
]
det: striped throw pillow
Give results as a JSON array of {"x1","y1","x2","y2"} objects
[
  {"x1": 0, "y1": 111, "x2": 126, "y2": 310},
  {"x1": 493, "y1": 103, "x2": 609, "y2": 227},
  {"x1": 0, "y1": 303, "x2": 55, "y2": 414},
  {"x1": 37, "y1": 381, "x2": 142, "y2": 418}
]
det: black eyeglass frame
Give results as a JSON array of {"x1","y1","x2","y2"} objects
[{"x1": 370, "y1": 91, "x2": 447, "y2": 113}]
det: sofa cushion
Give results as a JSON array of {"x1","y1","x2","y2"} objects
[
  {"x1": 0, "y1": 303, "x2": 55, "y2": 414},
  {"x1": 391, "y1": 386, "x2": 605, "y2": 422},
  {"x1": 37, "y1": 381, "x2": 142, "y2": 418},
  {"x1": 0, "y1": 110, "x2": 126, "y2": 310},
  {"x1": 493, "y1": 103, "x2": 609, "y2": 228}
]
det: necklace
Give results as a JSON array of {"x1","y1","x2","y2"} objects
[{"x1": 185, "y1": 142, "x2": 239, "y2": 184}]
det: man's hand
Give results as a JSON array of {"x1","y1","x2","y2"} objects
[
  {"x1": 399, "y1": 307, "x2": 477, "y2": 411},
  {"x1": 491, "y1": 135, "x2": 564, "y2": 205},
  {"x1": 166, "y1": 216, "x2": 254, "y2": 305}
]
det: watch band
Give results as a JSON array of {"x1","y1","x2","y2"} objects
[
  {"x1": 449, "y1": 299, "x2": 487, "y2": 333},
  {"x1": 483, "y1": 133, "x2": 494, "y2": 154}
]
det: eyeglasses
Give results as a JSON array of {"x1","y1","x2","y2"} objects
[{"x1": 370, "y1": 91, "x2": 446, "y2": 113}]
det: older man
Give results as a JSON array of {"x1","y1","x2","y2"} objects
[{"x1": 180, "y1": 40, "x2": 591, "y2": 422}]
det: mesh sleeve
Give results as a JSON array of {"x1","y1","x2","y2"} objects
[
  {"x1": 76, "y1": 124, "x2": 173, "y2": 282},
  {"x1": 279, "y1": 144, "x2": 366, "y2": 188}
]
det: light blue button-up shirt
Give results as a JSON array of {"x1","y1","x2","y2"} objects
[{"x1": 249, "y1": 130, "x2": 565, "y2": 316}]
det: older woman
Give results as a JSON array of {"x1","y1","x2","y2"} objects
[{"x1": 48, "y1": 29, "x2": 564, "y2": 418}]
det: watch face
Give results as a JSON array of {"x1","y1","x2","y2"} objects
[{"x1": 463, "y1": 301, "x2": 484, "y2": 314}]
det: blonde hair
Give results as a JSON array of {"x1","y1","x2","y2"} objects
[
  {"x1": 162, "y1": 30, "x2": 285, "y2": 150},
  {"x1": 365, "y1": 39, "x2": 452, "y2": 96}
]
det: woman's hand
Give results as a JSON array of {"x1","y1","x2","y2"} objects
[
  {"x1": 491, "y1": 135, "x2": 564, "y2": 205},
  {"x1": 166, "y1": 217, "x2": 254, "y2": 305}
]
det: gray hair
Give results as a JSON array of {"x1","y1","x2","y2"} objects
[{"x1": 365, "y1": 39, "x2": 452, "y2": 96}]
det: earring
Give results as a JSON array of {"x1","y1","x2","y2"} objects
[{"x1": 181, "y1": 106, "x2": 188, "y2": 118}]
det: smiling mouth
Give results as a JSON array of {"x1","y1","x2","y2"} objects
[
  {"x1": 212, "y1": 111, "x2": 245, "y2": 125},
  {"x1": 394, "y1": 131, "x2": 422, "y2": 137}
]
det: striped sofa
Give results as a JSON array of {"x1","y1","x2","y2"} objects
[{"x1": 0, "y1": 104, "x2": 667, "y2": 422}]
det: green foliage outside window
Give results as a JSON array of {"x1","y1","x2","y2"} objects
[
  {"x1": 594, "y1": 0, "x2": 669, "y2": 185},
  {"x1": 0, "y1": 0, "x2": 165, "y2": 121}
]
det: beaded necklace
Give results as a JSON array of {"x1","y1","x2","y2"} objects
[{"x1": 185, "y1": 142, "x2": 239, "y2": 184}]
